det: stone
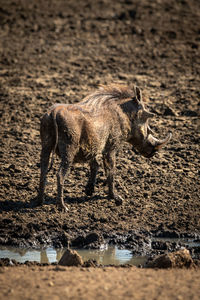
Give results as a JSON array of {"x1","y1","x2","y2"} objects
[
  {"x1": 147, "y1": 248, "x2": 194, "y2": 268},
  {"x1": 58, "y1": 249, "x2": 83, "y2": 267}
]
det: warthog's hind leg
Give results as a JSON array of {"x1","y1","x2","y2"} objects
[
  {"x1": 57, "y1": 161, "x2": 70, "y2": 212},
  {"x1": 85, "y1": 158, "x2": 99, "y2": 196},
  {"x1": 37, "y1": 146, "x2": 51, "y2": 206},
  {"x1": 103, "y1": 151, "x2": 123, "y2": 205},
  {"x1": 56, "y1": 143, "x2": 75, "y2": 212}
]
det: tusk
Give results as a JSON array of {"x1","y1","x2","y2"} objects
[
  {"x1": 148, "y1": 133, "x2": 172, "y2": 150},
  {"x1": 154, "y1": 133, "x2": 172, "y2": 150}
]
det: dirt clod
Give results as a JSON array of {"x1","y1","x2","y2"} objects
[
  {"x1": 58, "y1": 249, "x2": 83, "y2": 266},
  {"x1": 147, "y1": 249, "x2": 194, "y2": 269}
]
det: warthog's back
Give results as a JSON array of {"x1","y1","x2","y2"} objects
[{"x1": 42, "y1": 104, "x2": 112, "y2": 164}]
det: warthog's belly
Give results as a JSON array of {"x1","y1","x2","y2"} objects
[
  {"x1": 56, "y1": 146, "x2": 95, "y2": 164},
  {"x1": 73, "y1": 148, "x2": 94, "y2": 163}
]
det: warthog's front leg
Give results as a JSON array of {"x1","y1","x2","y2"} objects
[
  {"x1": 103, "y1": 151, "x2": 123, "y2": 205},
  {"x1": 85, "y1": 158, "x2": 99, "y2": 196},
  {"x1": 37, "y1": 145, "x2": 51, "y2": 206}
]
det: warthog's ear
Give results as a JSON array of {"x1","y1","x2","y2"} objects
[{"x1": 135, "y1": 86, "x2": 142, "y2": 102}]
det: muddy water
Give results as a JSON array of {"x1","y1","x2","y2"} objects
[
  {"x1": 0, "y1": 246, "x2": 147, "y2": 266},
  {"x1": 1, "y1": 237, "x2": 199, "y2": 265}
]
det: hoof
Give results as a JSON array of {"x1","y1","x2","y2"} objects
[
  {"x1": 35, "y1": 197, "x2": 43, "y2": 207},
  {"x1": 56, "y1": 203, "x2": 68, "y2": 212},
  {"x1": 109, "y1": 193, "x2": 123, "y2": 206},
  {"x1": 114, "y1": 196, "x2": 123, "y2": 206},
  {"x1": 85, "y1": 185, "x2": 94, "y2": 196}
]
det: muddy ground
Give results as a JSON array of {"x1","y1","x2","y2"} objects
[{"x1": 0, "y1": 0, "x2": 200, "y2": 256}]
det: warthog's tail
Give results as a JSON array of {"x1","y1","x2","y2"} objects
[{"x1": 48, "y1": 110, "x2": 58, "y2": 173}]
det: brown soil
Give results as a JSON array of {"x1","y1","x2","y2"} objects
[
  {"x1": 0, "y1": 0, "x2": 200, "y2": 297},
  {"x1": 1, "y1": 266, "x2": 200, "y2": 300}
]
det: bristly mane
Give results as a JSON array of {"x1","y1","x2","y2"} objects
[{"x1": 79, "y1": 84, "x2": 136, "y2": 110}]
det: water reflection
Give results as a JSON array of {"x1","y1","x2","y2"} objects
[{"x1": 0, "y1": 246, "x2": 146, "y2": 266}]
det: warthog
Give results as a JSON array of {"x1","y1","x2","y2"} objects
[{"x1": 37, "y1": 84, "x2": 171, "y2": 211}]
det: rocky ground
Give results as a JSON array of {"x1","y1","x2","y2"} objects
[{"x1": 0, "y1": 0, "x2": 200, "y2": 297}]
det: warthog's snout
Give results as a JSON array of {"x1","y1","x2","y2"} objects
[{"x1": 143, "y1": 133, "x2": 172, "y2": 158}]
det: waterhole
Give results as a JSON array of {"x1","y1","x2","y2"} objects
[
  {"x1": 1, "y1": 237, "x2": 199, "y2": 265},
  {"x1": 0, "y1": 246, "x2": 146, "y2": 266}
]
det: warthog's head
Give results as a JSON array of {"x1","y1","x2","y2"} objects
[{"x1": 123, "y1": 87, "x2": 172, "y2": 158}]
